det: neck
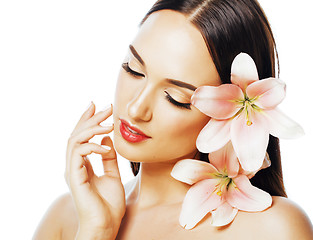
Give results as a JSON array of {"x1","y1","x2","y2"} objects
[{"x1": 127, "y1": 152, "x2": 200, "y2": 210}]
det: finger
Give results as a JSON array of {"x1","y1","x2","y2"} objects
[
  {"x1": 72, "y1": 142, "x2": 111, "y2": 166},
  {"x1": 71, "y1": 104, "x2": 112, "y2": 138},
  {"x1": 84, "y1": 104, "x2": 113, "y2": 128},
  {"x1": 67, "y1": 155, "x2": 99, "y2": 199},
  {"x1": 66, "y1": 124, "x2": 113, "y2": 181},
  {"x1": 100, "y1": 136, "x2": 121, "y2": 179},
  {"x1": 77, "y1": 101, "x2": 96, "y2": 125},
  {"x1": 71, "y1": 124, "x2": 114, "y2": 144},
  {"x1": 68, "y1": 142, "x2": 111, "y2": 180},
  {"x1": 84, "y1": 156, "x2": 95, "y2": 181},
  {"x1": 67, "y1": 162, "x2": 94, "y2": 203},
  {"x1": 66, "y1": 125, "x2": 112, "y2": 171},
  {"x1": 71, "y1": 102, "x2": 96, "y2": 135}
]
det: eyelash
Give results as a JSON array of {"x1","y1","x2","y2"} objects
[
  {"x1": 121, "y1": 62, "x2": 191, "y2": 110},
  {"x1": 121, "y1": 62, "x2": 145, "y2": 77},
  {"x1": 165, "y1": 91, "x2": 191, "y2": 110}
]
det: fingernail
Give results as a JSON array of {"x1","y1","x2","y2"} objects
[{"x1": 101, "y1": 145, "x2": 111, "y2": 151}]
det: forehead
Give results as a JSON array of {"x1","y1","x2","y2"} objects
[{"x1": 130, "y1": 10, "x2": 221, "y2": 87}]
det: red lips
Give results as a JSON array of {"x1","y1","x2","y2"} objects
[{"x1": 119, "y1": 119, "x2": 151, "y2": 143}]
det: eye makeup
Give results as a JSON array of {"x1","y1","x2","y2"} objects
[
  {"x1": 121, "y1": 61, "x2": 191, "y2": 110},
  {"x1": 121, "y1": 62, "x2": 145, "y2": 78},
  {"x1": 164, "y1": 91, "x2": 191, "y2": 110}
]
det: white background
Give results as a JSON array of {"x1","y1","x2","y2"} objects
[{"x1": 0, "y1": 0, "x2": 312, "y2": 239}]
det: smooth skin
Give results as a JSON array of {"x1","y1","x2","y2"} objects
[
  {"x1": 33, "y1": 104, "x2": 313, "y2": 240},
  {"x1": 34, "y1": 103, "x2": 125, "y2": 240},
  {"x1": 33, "y1": 10, "x2": 313, "y2": 240},
  {"x1": 64, "y1": 103, "x2": 125, "y2": 240}
]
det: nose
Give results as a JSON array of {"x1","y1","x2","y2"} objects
[{"x1": 127, "y1": 86, "x2": 153, "y2": 122}]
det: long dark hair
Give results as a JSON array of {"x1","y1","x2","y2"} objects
[{"x1": 130, "y1": 0, "x2": 287, "y2": 197}]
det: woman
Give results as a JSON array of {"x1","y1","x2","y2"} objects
[{"x1": 33, "y1": 0, "x2": 313, "y2": 239}]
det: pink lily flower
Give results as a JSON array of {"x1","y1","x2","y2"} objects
[
  {"x1": 191, "y1": 53, "x2": 304, "y2": 171},
  {"x1": 171, "y1": 142, "x2": 272, "y2": 229}
]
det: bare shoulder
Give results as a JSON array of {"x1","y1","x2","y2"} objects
[
  {"x1": 194, "y1": 197, "x2": 313, "y2": 240},
  {"x1": 33, "y1": 193, "x2": 78, "y2": 240},
  {"x1": 253, "y1": 196, "x2": 313, "y2": 239}
]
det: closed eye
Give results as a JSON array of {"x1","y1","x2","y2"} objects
[
  {"x1": 121, "y1": 62, "x2": 145, "y2": 78},
  {"x1": 164, "y1": 91, "x2": 191, "y2": 110}
]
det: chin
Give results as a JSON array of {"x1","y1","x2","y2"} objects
[{"x1": 113, "y1": 130, "x2": 150, "y2": 162}]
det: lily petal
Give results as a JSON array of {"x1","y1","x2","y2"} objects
[
  {"x1": 227, "y1": 175, "x2": 272, "y2": 212},
  {"x1": 240, "y1": 152, "x2": 271, "y2": 179},
  {"x1": 246, "y1": 78, "x2": 286, "y2": 109},
  {"x1": 264, "y1": 109, "x2": 305, "y2": 139},
  {"x1": 171, "y1": 159, "x2": 218, "y2": 185},
  {"x1": 209, "y1": 142, "x2": 239, "y2": 178},
  {"x1": 231, "y1": 53, "x2": 259, "y2": 90},
  {"x1": 196, "y1": 119, "x2": 231, "y2": 153},
  {"x1": 231, "y1": 112, "x2": 269, "y2": 172},
  {"x1": 191, "y1": 84, "x2": 244, "y2": 119},
  {"x1": 179, "y1": 179, "x2": 222, "y2": 229},
  {"x1": 211, "y1": 202, "x2": 238, "y2": 227}
]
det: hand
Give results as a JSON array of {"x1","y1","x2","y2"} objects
[{"x1": 65, "y1": 102, "x2": 126, "y2": 240}]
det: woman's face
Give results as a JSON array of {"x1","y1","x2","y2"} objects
[{"x1": 113, "y1": 10, "x2": 221, "y2": 163}]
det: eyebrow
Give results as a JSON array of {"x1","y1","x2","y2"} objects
[
  {"x1": 129, "y1": 44, "x2": 197, "y2": 91},
  {"x1": 129, "y1": 44, "x2": 145, "y2": 66},
  {"x1": 165, "y1": 79, "x2": 197, "y2": 91}
]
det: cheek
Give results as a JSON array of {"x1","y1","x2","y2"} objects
[
  {"x1": 166, "y1": 113, "x2": 199, "y2": 138},
  {"x1": 114, "y1": 72, "x2": 133, "y2": 107},
  {"x1": 113, "y1": 71, "x2": 210, "y2": 162},
  {"x1": 153, "y1": 104, "x2": 210, "y2": 157},
  {"x1": 171, "y1": 113, "x2": 208, "y2": 141}
]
